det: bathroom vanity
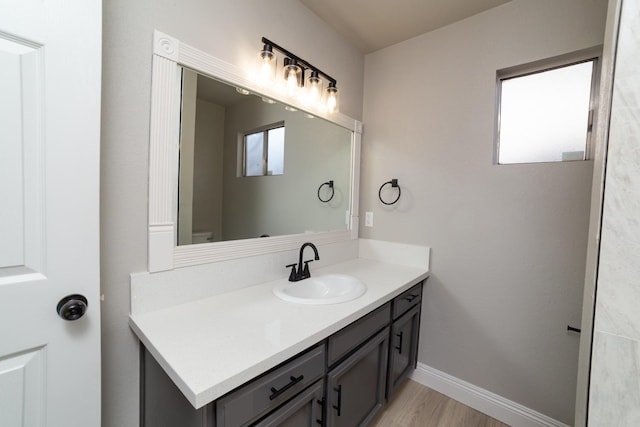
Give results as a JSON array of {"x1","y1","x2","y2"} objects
[
  {"x1": 131, "y1": 30, "x2": 430, "y2": 427},
  {"x1": 135, "y1": 268, "x2": 426, "y2": 427}
]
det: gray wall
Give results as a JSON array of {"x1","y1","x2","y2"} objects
[
  {"x1": 589, "y1": 0, "x2": 640, "y2": 423},
  {"x1": 360, "y1": 0, "x2": 607, "y2": 424},
  {"x1": 101, "y1": 1, "x2": 364, "y2": 425},
  {"x1": 193, "y1": 99, "x2": 225, "y2": 241}
]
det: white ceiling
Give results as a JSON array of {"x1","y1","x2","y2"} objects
[{"x1": 299, "y1": 0, "x2": 512, "y2": 53}]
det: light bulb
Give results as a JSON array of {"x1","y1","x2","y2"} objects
[
  {"x1": 306, "y1": 71, "x2": 322, "y2": 107},
  {"x1": 297, "y1": 85, "x2": 310, "y2": 106},
  {"x1": 286, "y1": 72, "x2": 298, "y2": 96},
  {"x1": 325, "y1": 83, "x2": 338, "y2": 114},
  {"x1": 257, "y1": 44, "x2": 276, "y2": 85},
  {"x1": 283, "y1": 58, "x2": 301, "y2": 98}
]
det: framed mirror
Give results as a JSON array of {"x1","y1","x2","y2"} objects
[{"x1": 148, "y1": 31, "x2": 361, "y2": 272}]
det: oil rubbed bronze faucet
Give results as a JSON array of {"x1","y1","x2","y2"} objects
[{"x1": 286, "y1": 242, "x2": 320, "y2": 282}]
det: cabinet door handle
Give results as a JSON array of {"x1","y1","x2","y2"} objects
[
  {"x1": 315, "y1": 398, "x2": 324, "y2": 425},
  {"x1": 404, "y1": 294, "x2": 419, "y2": 302},
  {"x1": 333, "y1": 385, "x2": 342, "y2": 416},
  {"x1": 269, "y1": 375, "x2": 304, "y2": 400},
  {"x1": 395, "y1": 331, "x2": 404, "y2": 354}
]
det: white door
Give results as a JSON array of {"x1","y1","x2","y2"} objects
[{"x1": 0, "y1": 0, "x2": 101, "y2": 426}]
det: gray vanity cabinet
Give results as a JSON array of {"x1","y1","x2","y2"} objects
[
  {"x1": 387, "y1": 282, "x2": 423, "y2": 400},
  {"x1": 142, "y1": 280, "x2": 426, "y2": 427},
  {"x1": 326, "y1": 329, "x2": 389, "y2": 427}
]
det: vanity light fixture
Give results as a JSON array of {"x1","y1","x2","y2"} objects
[{"x1": 257, "y1": 37, "x2": 339, "y2": 114}]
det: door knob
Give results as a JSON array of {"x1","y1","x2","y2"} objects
[{"x1": 57, "y1": 294, "x2": 88, "y2": 321}]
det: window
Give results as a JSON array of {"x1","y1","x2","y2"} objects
[
  {"x1": 243, "y1": 123, "x2": 285, "y2": 176},
  {"x1": 496, "y1": 53, "x2": 599, "y2": 165}
]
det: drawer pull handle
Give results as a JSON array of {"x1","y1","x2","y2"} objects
[
  {"x1": 316, "y1": 398, "x2": 324, "y2": 424},
  {"x1": 333, "y1": 385, "x2": 342, "y2": 416},
  {"x1": 269, "y1": 375, "x2": 304, "y2": 400},
  {"x1": 395, "y1": 331, "x2": 404, "y2": 354},
  {"x1": 404, "y1": 294, "x2": 419, "y2": 302}
]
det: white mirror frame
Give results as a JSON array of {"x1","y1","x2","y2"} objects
[{"x1": 148, "y1": 31, "x2": 362, "y2": 272}]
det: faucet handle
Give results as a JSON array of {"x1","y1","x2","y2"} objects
[
  {"x1": 286, "y1": 263, "x2": 298, "y2": 282},
  {"x1": 301, "y1": 259, "x2": 314, "y2": 279}
]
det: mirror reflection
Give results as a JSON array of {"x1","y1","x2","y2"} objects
[{"x1": 177, "y1": 68, "x2": 352, "y2": 245}]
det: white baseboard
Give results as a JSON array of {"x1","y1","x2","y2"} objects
[{"x1": 410, "y1": 363, "x2": 570, "y2": 427}]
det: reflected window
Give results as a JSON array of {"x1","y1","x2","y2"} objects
[
  {"x1": 243, "y1": 123, "x2": 284, "y2": 176},
  {"x1": 496, "y1": 57, "x2": 598, "y2": 164}
]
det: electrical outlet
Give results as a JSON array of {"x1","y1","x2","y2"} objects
[{"x1": 365, "y1": 211, "x2": 374, "y2": 227}]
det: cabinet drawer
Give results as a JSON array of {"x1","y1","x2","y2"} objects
[
  {"x1": 253, "y1": 379, "x2": 324, "y2": 427},
  {"x1": 327, "y1": 303, "x2": 390, "y2": 367},
  {"x1": 392, "y1": 282, "x2": 422, "y2": 320},
  {"x1": 215, "y1": 345, "x2": 325, "y2": 427}
]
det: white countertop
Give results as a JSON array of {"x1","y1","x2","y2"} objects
[{"x1": 129, "y1": 257, "x2": 429, "y2": 409}]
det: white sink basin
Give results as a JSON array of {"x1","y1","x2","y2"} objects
[{"x1": 273, "y1": 274, "x2": 367, "y2": 304}]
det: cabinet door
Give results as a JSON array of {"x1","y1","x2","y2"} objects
[
  {"x1": 326, "y1": 328, "x2": 389, "y2": 427},
  {"x1": 253, "y1": 380, "x2": 324, "y2": 427},
  {"x1": 387, "y1": 304, "x2": 421, "y2": 399}
]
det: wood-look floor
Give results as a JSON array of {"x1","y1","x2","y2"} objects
[{"x1": 372, "y1": 380, "x2": 510, "y2": 427}]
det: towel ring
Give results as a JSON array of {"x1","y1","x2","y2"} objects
[
  {"x1": 317, "y1": 180, "x2": 334, "y2": 203},
  {"x1": 378, "y1": 179, "x2": 401, "y2": 205}
]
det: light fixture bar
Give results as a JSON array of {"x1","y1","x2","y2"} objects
[{"x1": 261, "y1": 37, "x2": 336, "y2": 85}]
